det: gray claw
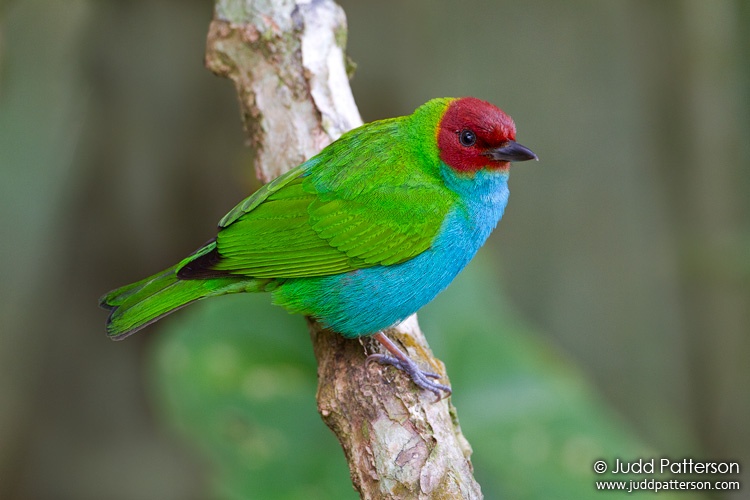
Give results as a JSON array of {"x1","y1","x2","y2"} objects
[{"x1": 366, "y1": 353, "x2": 452, "y2": 400}]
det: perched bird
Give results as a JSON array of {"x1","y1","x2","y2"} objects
[{"x1": 100, "y1": 97, "x2": 537, "y2": 398}]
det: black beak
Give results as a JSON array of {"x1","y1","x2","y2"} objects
[{"x1": 485, "y1": 141, "x2": 538, "y2": 162}]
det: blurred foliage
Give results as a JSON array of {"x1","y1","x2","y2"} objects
[
  {"x1": 150, "y1": 295, "x2": 354, "y2": 500},
  {"x1": 1, "y1": 0, "x2": 747, "y2": 499}
]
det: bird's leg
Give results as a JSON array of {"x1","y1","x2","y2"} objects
[{"x1": 366, "y1": 331, "x2": 452, "y2": 400}]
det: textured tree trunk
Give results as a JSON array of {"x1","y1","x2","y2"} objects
[{"x1": 205, "y1": 1, "x2": 482, "y2": 498}]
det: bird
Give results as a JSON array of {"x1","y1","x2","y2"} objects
[{"x1": 100, "y1": 96, "x2": 537, "y2": 398}]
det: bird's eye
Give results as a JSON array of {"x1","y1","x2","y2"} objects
[{"x1": 459, "y1": 129, "x2": 476, "y2": 147}]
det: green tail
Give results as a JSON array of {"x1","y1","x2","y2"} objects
[{"x1": 100, "y1": 261, "x2": 260, "y2": 340}]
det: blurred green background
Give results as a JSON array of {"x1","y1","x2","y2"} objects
[{"x1": 1, "y1": 0, "x2": 748, "y2": 499}]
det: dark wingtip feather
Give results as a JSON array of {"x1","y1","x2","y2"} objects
[{"x1": 177, "y1": 246, "x2": 231, "y2": 280}]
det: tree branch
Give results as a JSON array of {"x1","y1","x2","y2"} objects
[{"x1": 206, "y1": 1, "x2": 482, "y2": 497}]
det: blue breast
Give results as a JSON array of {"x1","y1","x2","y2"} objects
[{"x1": 274, "y1": 164, "x2": 510, "y2": 337}]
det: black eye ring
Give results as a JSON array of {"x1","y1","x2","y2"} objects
[{"x1": 459, "y1": 129, "x2": 476, "y2": 147}]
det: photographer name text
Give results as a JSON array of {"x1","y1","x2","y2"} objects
[{"x1": 596, "y1": 458, "x2": 739, "y2": 475}]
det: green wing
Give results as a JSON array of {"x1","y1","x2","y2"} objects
[{"x1": 196, "y1": 122, "x2": 455, "y2": 279}]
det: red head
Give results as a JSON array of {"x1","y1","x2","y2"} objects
[{"x1": 437, "y1": 97, "x2": 537, "y2": 173}]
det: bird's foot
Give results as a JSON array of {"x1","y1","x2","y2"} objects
[
  {"x1": 367, "y1": 332, "x2": 452, "y2": 400},
  {"x1": 367, "y1": 353, "x2": 452, "y2": 400}
]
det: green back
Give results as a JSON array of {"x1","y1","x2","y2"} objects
[{"x1": 198, "y1": 98, "x2": 458, "y2": 279}]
